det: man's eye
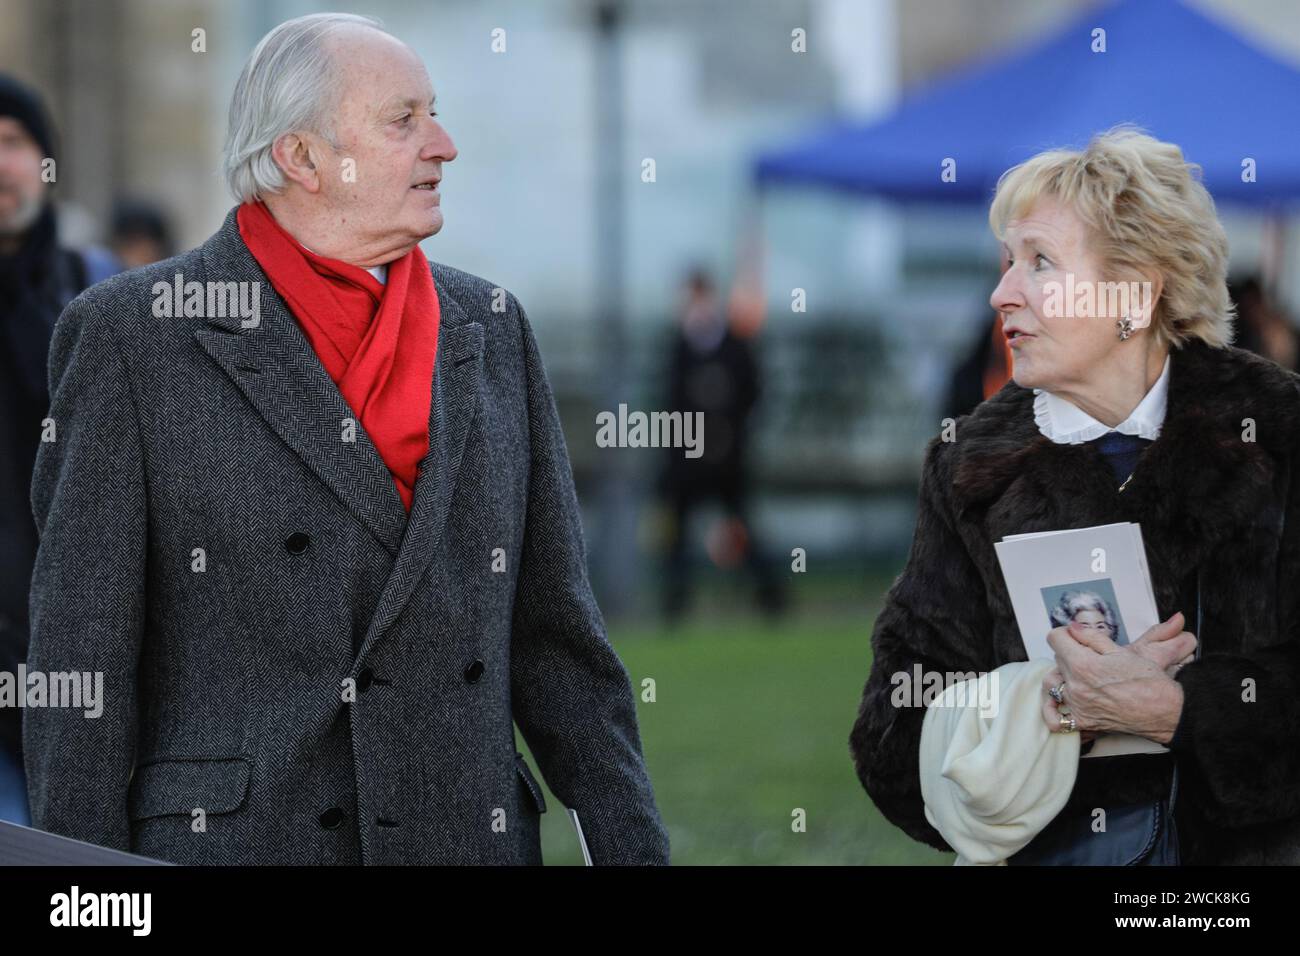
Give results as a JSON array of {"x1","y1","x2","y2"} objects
[{"x1": 1034, "y1": 253, "x2": 1049, "y2": 269}]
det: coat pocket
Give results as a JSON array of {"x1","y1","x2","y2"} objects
[
  {"x1": 515, "y1": 752, "x2": 547, "y2": 815},
  {"x1": 127, "y1": 756, "x2": 252, "y2": 822}
]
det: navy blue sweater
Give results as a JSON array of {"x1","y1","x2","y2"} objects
[{"x1": 1086, "y1": 431, "x2": 1154, "y2": 484}]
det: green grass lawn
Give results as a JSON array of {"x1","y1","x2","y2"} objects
[{"x1": 518, "y1": 573, "x2": 956, "y2": 866}]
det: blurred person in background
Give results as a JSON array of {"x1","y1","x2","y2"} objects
[
  {"x1": 0, "y1": 73, "x2": 118, "y2": 826},
  {"x1": 851, "y1": 127, "x2": 1300, "y2": 865},
  {"x1": 944, "y1": 261, "x2": 1014, "y2": 421},
  {"x1": 659, "y1": 267, "x2": 786, "y2": 622},
  {"x1": 943, "y1": 310, "x2": 1014, "y2": 421},
  {"x1": 1228, "y1": 274, "x2": 1298, "y2": 371},
  {"x1": 109, "y1": 198, "x2": 175, "y2": 269}
]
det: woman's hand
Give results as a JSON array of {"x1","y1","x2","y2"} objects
[
  {"x1": 1040, "y1": 613, "x2": 1193, "y2": 744},
  {"x1": 1129, "y1": 611, "x2": 1197, "y2": 676}
]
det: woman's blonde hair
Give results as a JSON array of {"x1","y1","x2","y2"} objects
[{"x1": 988, "y1": 125, "x2": 1234, "y2": 349}]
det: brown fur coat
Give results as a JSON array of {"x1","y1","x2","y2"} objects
[{"x1": 850, "y1": 339, "x2": 1300, "y2": 864}]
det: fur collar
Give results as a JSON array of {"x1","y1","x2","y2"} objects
[{"x1": 949, "y1": 340, "x2": 1300, "y2": 602}]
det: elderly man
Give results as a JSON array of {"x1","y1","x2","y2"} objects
[{"x1": 23, "y1": 13, "x2": 669, "y2": 865}]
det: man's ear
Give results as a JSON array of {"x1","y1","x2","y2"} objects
[{"x1": 270, "y1": 132, "x2": 322, "y2": 193}]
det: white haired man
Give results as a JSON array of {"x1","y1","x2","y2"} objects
[{"x1": 23, "y1": 13, "x2": 669, "y2": 865}]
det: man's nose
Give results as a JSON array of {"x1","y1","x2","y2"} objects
[
  {"x1": 423, "y1": 121, "x2": 457, "y2": 163},
  {"x1": 989, "y1": 266, "x2": 1025, "y2": 315}
]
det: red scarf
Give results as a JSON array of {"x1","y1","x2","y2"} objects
[{"x1": 237, "y1": 201, "x2": 439, "y2": 511}]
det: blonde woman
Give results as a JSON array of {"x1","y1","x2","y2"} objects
[{"x1": 850, "y1": 127, "x2": 1300, "y2": 864}]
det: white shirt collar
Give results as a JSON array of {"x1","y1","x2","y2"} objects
[
  {"x1": 297, "y1": 241, "x2": 387, "y2": 285},
  {"x1": 1033, "y1": 354, "x2": 1171, "y2": 444}
]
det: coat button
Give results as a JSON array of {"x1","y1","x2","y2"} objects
[
  {"x1": 357, "y1": 668, "x2": 374, "y2": 692},
  {"x1": 318, "y1": 807, "x2": 344, "y2": 830},
  {"x1": 464, "y1": 659, "x2": 485, "y2": 683},
  {"x1": 285, "y1": 532, "x2": 311, "y2": 554}
]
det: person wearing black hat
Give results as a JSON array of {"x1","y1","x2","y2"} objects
[
  {"x1": 0, "y1": 73, "x2": 119, "y2": 826},
  {"x1": 109, "y1": 198, "x2": 174, "y2": 269}
]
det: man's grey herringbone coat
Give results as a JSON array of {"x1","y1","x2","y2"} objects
[{"x1": 23, "y1": 207, "x2": 670, "y2": 865}]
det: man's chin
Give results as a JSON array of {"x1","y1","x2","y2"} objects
[
  {"x1": 407, "y1": 210, "x2": 443, "y2": 241},
  {"x1": 0, "y1": 194, "x2": 43, "y2": 235}
]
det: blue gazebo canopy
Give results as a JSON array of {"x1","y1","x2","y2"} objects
[{"x1": 754, "y1": 0, "x2": 1300, "y2": 207}]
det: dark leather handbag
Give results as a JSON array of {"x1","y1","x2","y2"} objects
[
  {"x1": 1007, "y1": 571, "x2": 1199, "y2": 866},
  {"x1": 1006, "y1": 785, "x2": 1179, "y2": 865}
]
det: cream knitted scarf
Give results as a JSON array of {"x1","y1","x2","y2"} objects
[{"x1": 919, "y1": 659, "x2": 1080, "y2": 865}]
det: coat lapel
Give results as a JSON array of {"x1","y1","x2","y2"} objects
[
  {"x1": 1115, "y1": 340, "x2": 1290, "y2": 588},
  {"x1": 194, "y1": 209, "x2": 408, "y2": 556},
  {"x1": 951, "y1": 339, "x2": 1295, "y2": 627},
  {"x1": 193, "y1": 210, "x2": 487, "y2": 663},
  {"x1": 352, "y1": 276, "x2": 484, "y2": 669}
]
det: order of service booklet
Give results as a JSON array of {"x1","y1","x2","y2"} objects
[{"x1": 993, "y1": 521, "x2": 1168, "y2": 758}]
